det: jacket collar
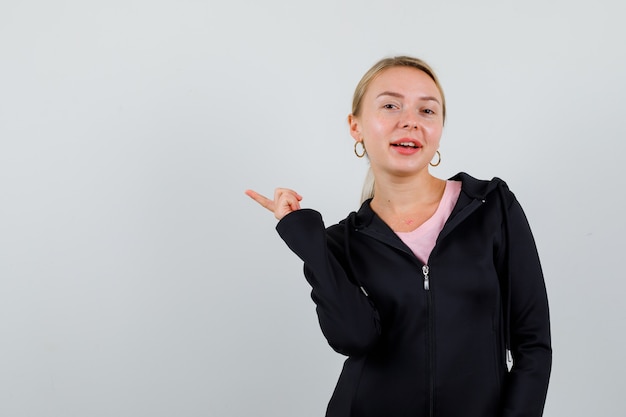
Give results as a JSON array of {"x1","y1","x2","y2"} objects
[{"x1": 348, "y1": 172, "x2": 505, "y2": 231}]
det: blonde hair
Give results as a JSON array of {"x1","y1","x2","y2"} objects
[{"x1": 352, "y1": 56, "x2": 446, "y2": 203}]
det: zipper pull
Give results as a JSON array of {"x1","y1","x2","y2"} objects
[{"x1": 422, "y1": 265, "x2": 430, "y2": 290}]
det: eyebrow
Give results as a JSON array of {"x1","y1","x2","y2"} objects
[{"x1": 376, "y1": 91, "x2": 441, "y2": 105}]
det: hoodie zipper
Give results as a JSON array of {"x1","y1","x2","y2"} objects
[
  {"x1": 422, "y1": 265, "x2": 430, "y2": 290},
  {"x1": 422, "y1": 264, "x2": 435, "y2": 417}
]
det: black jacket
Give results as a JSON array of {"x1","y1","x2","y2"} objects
[{"x1": 276, "y1": 173, "x2": 551, "y2": 417}]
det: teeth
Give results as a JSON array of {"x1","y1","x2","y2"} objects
[{"x1": 397, "y1": 142, "x2": 416, "y2": 147}]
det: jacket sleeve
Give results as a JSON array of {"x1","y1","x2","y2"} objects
[
  {"x1": 500, "y1": 195, "x2": 552, "y2": 417},
  {"x1": 276, "y1": 209, "x2": 381, "y2": 356}
]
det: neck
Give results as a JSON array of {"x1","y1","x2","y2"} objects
[{"x1": 370, "y1": 170, "x2": 446, "y2": 215}]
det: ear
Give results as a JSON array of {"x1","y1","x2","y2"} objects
[{"x1": 347, "y1": 114, "x2": 362, "y2": 141}]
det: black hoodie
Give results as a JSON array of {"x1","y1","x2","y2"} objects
[{"x1": 276, "y1": 172, "x2": 551, "y2": 417}]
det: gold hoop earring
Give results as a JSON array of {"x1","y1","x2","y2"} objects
[
  {"x1": 430, "y1": 150, "x2": 441, "y2": 167},
  {"x1": 354, "y1": 141, "x2": 366, "y2": 158}
]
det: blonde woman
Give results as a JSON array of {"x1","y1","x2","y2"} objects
[{"x1": 246, "y1": 56, "x2": 551, "y2": 417}]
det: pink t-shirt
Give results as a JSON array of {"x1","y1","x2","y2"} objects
[{"x1": 396, "y1": 180, "x2": 462, "y2": 264}]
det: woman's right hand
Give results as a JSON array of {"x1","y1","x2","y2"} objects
[{"x1": 244, "y1": 188, "x2": 303, "y2": 220}]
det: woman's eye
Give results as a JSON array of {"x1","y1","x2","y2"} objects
[
  {"x1": 422, "y1": 108, "x2": 435, "y2": 115},
  {"x1": 383, "y1": 104, "x2": 398, "y2": 109}
]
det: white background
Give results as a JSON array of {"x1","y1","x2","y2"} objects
[{"x1": 1, "y1": 1, "x2": 624, "y2": 416}]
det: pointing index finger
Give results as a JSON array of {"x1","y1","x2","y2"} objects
[{"x1": 244, "y1": 189, "x2": 275, "y2": 211}]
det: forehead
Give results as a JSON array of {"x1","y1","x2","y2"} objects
[{"x1": 366, "y1": 66, "x2": 441, "y2": 100}]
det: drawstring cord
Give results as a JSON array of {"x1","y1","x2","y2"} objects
[
  {"x1": 344, "y1": 212, "x2": 369, "y2": 297},
  {"x1": 497, "y1": 183, "x2": 513, "y2": 368}
]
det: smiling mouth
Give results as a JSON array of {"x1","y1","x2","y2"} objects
[{"x1": 392, "y1": 142, "x2": 421, "y2": 148}]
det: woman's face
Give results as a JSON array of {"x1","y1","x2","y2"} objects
[{"x1": 349, "y1": 66, "x2": 444, "y2": 178}]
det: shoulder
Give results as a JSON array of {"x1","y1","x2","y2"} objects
[
  {"x1": 326, "y1": 199, "x2": 381, "y2": 243},
  {"x1": 331, "y1": 197, "x2": 385, "y2": 234},
  {"x1": 449, "y1": 171, "x2": 515, "y2": 204}
]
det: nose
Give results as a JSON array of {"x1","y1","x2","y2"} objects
[
  {"x1": 401, "y1": 119, "x2": 419, "y2": 130},
  {"x1": 401, "y1": 111, "x2": 419, "y2": 130}
]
